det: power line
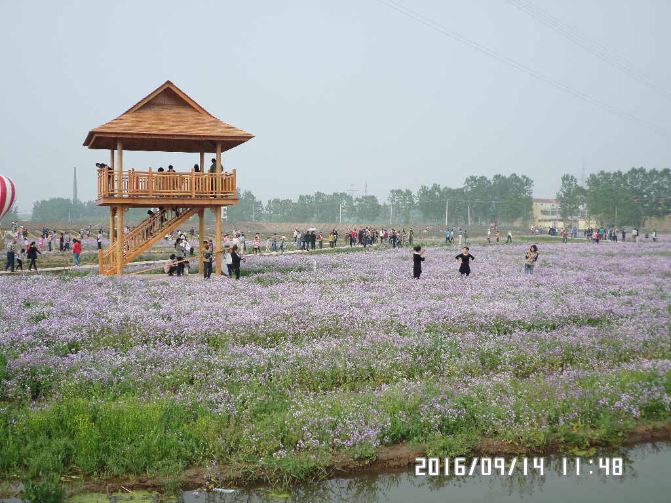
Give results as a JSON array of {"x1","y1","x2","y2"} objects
[
  {"x1": 506, "y1": 0, "x2": 671, "y2": 101},
  {"x1": 375, "y1": 0, "x2": 670, "y2": 137}
]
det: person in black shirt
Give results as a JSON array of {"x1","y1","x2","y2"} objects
[
  {"x1": 202, "y1": 242, "x2": 213, "y2": 279},
  {"x1": 27, "y1": 242, "x2": 41, "y2": 271},
  {"x1": 412, "y1": 245, "x2": 425, "y2": 279},
  {"x1": 455, "y1": 247, "x2": 475, "y2": 277},
  {"x1": 231, "y1": 244, "x2": 245, "y2": 280}
]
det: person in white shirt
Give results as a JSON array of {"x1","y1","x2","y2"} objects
[{"x1": 224, "y1": 246, "x2": 233, "y2": 276}]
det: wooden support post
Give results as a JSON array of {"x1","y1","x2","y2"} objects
[
  {"x1": 198, "y1": 208, "x2": 205, "y2": 273},
  {"x1": 191, "y1": 168, "x2": 196, "y2": 197},
  {"x1": 110, "y1": 148, "x2": 115, "y2": 170},
  {"x1": 116, "y1": 206, "x2": 124, "y2": 275},
  {"x1": 215, "y1": 142, "x2": 222, "y2": 195},
  {"x1": 199, "y1": 152, "x2": 204, "y2": 173},
  {"x1": 214, "y1": 207, "x2": 222, "y2": 275},
  {"x1": 109, "y1": 207, "x2": 115, "y2": 246},
  {"x1": 116, "y1": 141, "x2": 123, "y2": 194},
  {"x1": 98, "y1": 249, "x2": 103, "y2": 274}
]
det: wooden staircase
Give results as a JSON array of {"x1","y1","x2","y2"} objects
[{"x1": 99, "y1": 207, "x2": 198, "y2": 275}]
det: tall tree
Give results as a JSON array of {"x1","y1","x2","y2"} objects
[
  {"x1": 354, "y1": 195, "x2": 382, "y2": 222},
  {"x1": 388, "y1": 189, "x2": 415, "y2": 224},
  {"x1": 556, "y1": 174, "x2": 585, "y2": 223},
  {"x1": 416, "y1": 183, "x2": 445, "y2": 223}
]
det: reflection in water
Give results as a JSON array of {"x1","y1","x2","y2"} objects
[
  {"x1": 1, "y1": 443, "x2": 669, "y2": 503},
  {"x1": 179, "y1": 442, "x2": 669, "y2": 503}
]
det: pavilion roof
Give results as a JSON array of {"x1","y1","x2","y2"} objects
[{"x1": 83, "y1": 80, "x2": 254, "y2": 153}]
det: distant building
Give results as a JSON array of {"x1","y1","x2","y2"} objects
[
  {"x1": 533, "y1": 198, "x2": 591, "y2": 229},
  {"x1": 532, "y1": 198, "x2": 560, "y2": 228}
]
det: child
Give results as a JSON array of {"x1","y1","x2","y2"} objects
[
  {"x1": 16, "y1": 248, "x2": 25, "y2": 271},
  {"x1": 166, "y1": 254, "x2": 178, "y2": 276},
  {"x1": 253, "y1": 234, "x2": 261, "y2": 254},
  {"x1": 455, "y1": 247, "x2": 475, "y2": 277},
  {"x1": 412, "y1": 245, "x2": 425, "y2": 279},
  {"x1": 524, "y1": 245, "x2": 538, "y2": 274}
]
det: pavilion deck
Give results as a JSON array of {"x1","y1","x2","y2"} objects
[{"x1": 96, "y1": 166, "x2": 238, "y2": 207}]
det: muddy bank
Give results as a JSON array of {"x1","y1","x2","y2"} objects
[{"x1": 4, "y1": 421, "x2": 671, "y2": 498}]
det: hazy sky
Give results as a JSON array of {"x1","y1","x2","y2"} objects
[{"x1": 1, "y1": 0, "x2": 670, "y2": 212}]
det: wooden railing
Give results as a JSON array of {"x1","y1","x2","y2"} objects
[
  {"x1": 97, "y1": 167, "x2": 237, "y2": 200},
  {"x1": 124, "y1": 208, "x2": 179, "y2": 252},
  {"x1": 99, "y1": 207, "x2": 198, "y2": 275}
]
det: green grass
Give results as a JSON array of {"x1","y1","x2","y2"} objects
[{"x1": 1, "y1": 367, "x2": 669, "y2": 497}]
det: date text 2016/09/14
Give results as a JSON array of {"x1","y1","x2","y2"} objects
[{"x1": 415, "y1": 457, "x2": 623, "y2": 477}]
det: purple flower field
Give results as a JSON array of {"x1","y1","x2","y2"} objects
[{"x1": 0, "y1": 239, "x2": 670, "y2": 483}]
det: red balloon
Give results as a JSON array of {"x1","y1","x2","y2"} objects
[{"x1": 0, "y1": 176, "x2": 17, "y2": 221}]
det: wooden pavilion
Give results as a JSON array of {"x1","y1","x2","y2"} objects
[{"x1": 84, "y1": 80, "x2": 253, "y2": 275}]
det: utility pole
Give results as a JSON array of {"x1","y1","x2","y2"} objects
[
  {"x1": 445, "y1": 199, "x2": 449, "y2": 227},
  {"x1": 389, "y1": 203, "x2": 393, "y2": 224},
  {"x1": 467, "y1": 203, "x2": 471, "y2": 226},
  {"x1": 72, "y1": 167, "x2": 78, "y2": 203}
]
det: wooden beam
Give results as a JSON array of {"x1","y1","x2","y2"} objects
[
  {"x1": 116, "y1": 206, "x2": 124, "y2": 275},
  {"x1": 199, "y1": 152, "x2": 204, "y2": 173},
  {"x1": 214, "y1": 207, "x2": 222, "y2": 275},
  {"x1": 110, "y1": 149, "x2": 114, "y2": 170},
  {"x1": 216, "y1": 143, "x2": 222, "y2": 173},
  {"x1": 96, "y1": 197, "x2": 239, "y2": 208},
  {"x1": 198, "y1": 208, "x2": 205, "y2": 274}
]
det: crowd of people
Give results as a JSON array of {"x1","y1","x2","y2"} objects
[
  {"x1": 3, "y1": 222, "x2": 96, "y2": 272},
  {"x1": 3, "y1": 216, "x2": 661, "y2": 278}
]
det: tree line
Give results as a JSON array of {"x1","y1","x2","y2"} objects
[
  {"x1": 23, "y1": 168, "x2": 670, "y2": 226},
  {"x1": 228, "y1": 173, "x2": 534, "y2": 225},
  {"x1": 557, "y1": 167, "x2": 670, "y2": 227}
]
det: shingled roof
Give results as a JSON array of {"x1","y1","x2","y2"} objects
[{"x1": 83, "y1": 80, "x2": 254, "y2": 153}]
